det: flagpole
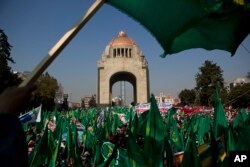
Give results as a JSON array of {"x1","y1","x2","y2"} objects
[{"x1": 19, "y1": 0, "x2": 105, "y2": 87}]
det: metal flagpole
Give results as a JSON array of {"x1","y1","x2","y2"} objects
[{"x1": 19, "y1": 0, "x2": 105, "y2": 87}]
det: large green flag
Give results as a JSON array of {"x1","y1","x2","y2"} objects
[
  {"x1": 131, "y1": 113, "x2": 139, "y2": 136},
  {"x1": 213, "y1": 83, "x2": 228, "y2": 138},
  {"x1": 47, "y1": 129, "x2": 58, "y2": 166},
  {"x1": 126, "y1": 105, "x2": 146, "y2": 167},
  {"x1": 127, "y1": 136, "x2": 146, "y2": 167},
  {"x1": 170, "y1": 117, "x2": 184, "y2": 152},
  {"x1": 235, "y1": 125, "x2": 250, "y2": 151},
  {"x1": 165, "y1": 107, "x2": 184, "y2": 151},
  {"x1": 111, "y1": 113, "x2": 122, "y2": 133},
  {"x1": 81, "y1": 110, "x2": 89, "y2": 127},
  {"x1": 138, "y1": 109, "x2": 149, "y2": 136},
  {"x1": 106, "y1": 0, "x2": 250, "y2": 56},
  {"x1": 100, "y1": 142, "x2": 129, "y2": 167},
  {"x1": 163, "y1": 138, "x2": 174, "y2": 167},
  {"x1": 232, "y1": 108, "x2": 248, "y2": 130},
  {"x1": 227, "y1": 124, "x2": 238, "y2": 151},
  {"x1": 29, "y1": 125, "x2": 49, "y2": 167},
  {"x1": 48, "y1": 117, "x2": 65, "y2": 166},
  {"x1": 66, "y1": 119, "x2": 82, "y2": 166},
  {"x1": 117, "y1": 148, "x2": 130, "y2": 167},
  {"x1": 197, "y1": 115, "x2": 212, "y2": 145},
  {"x1": 83, "y1": 127, "x2": 95, "y2": 149},
  {"x1": 143, "y1": 95, "x2": 164, "y2": 166},
  {"x1": 66, "y1": 121, "x2": 78, "y2": 162},
  {"x1": 181, "y1": 133, "x2": 202, "y2": 167},
  {"x1": 93, "y1": 141, "x2": 105, "y2": 166},
  {"x1": 165, "y1": 107, "x2": 177, "y2": 139},
  {"x1": 233, "y1": 109, "x2": 250, "y2": 150},
  {"x1": 192, "y1": 114, "x2": 201, "y2": 134}
]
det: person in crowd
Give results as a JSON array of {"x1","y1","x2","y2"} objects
[
  {"x1": 118, "y1": 124, "x2": 127, "y2": 148},
  {"x1": 0, "y1": 85, "x2": 36, "y2": 167}
]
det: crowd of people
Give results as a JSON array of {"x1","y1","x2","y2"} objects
[
  {"x1": 23, "y1": 108, "x2": 248, "y2": 166},
  {"x1": 0, "y1": 86, "x2": 249, "y2": 167},
  {"x1": 24, "y1": 116, "x2": 130, "y2": 167}
]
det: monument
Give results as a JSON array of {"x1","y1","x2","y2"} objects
[{"x1": 97, "y1": 31, "x2": 149, "y2": 105}]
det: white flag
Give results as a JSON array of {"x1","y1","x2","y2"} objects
[{"x1": 19, "y1": 105, "x2": 42, "y2": 124}]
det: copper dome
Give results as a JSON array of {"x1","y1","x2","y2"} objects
[{"x1": 109, "y1": 31, "x2": 136, "y2": 47}]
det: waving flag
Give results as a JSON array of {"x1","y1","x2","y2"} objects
[
  {"x1": 213, "y1": 83, "x2": 228, "y2": 138},
  {"x1": 106, "y1": 0, "x2": 249, "y2": 57},
  {"x1": 19, "y1": 105, "x2": 42, "y2": 124},
  {"x1": 181, "y1": 133, "x2": 202, "y2": 167},
  {"x1": 143, "y1": 95, "x2": 165, "y2": 166}
]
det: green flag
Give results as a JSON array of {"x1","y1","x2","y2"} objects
[
  {"x1": 234, "y1": 111, "x2": 250, "y2": 151},
  {"x1": 116, "y1": 148, "x2": 129, "y2": 167},
  {"x1": 131, "y1": 113, "x2": 139, "y2": 136},
  {"x1": 192, "y1": 114, "x2": 201, "y2": 134},
  {"x1": 163, "y1": 138, "x2": 174, "y2": 167},
  {"x1": 106, "y1": 0, "x2": 250, "y2": 56},
  {"x1": 50, "y1": 118, "x2": 65, "y2": 166},
  {"x1": 29, "y1": 125, "x2": 49, "y2": 167},
  {"x1": 47, "y1": 129, "x2": 59, "y2": 166},
  {"x1": 138, "y1": 109, "x2": 149, "y2": 136},
  {"x1": 213, "y1": 83, "x2": 228, "y2": 138},
  {"x1": 181, "y1": 133, "x2": 202, "y2": 167},
  {"x1": 227, "y1": 124, "x2": 238, "y2": 151},
  {"x1": 101, "y1": 142, "x2": 119, "y2": 166},
  {"x1": 165, "y1": 107, "x2": 177, "y2": 139},
  {"x1": 170, "y1": 117, "x2": 183, "y2": 152},
  {"x1": 232, "y1": 108, "x2": 248, "y2": 130},
  {"x1": 83, "y1": 127, "x2": 95, "y2": 149},
  {"x1": 66, "y1": 120, "x2": 79, "y2": 162},
  {"x1": 143, "y1": 95, "x2": 164, "y2": 166},
  {"x1": 197, "y1": 115, "x2": 212, "y2": 145},
  {"x1": 81, "y1": 110, "x2": 89, "y2": 127},
  {"x1": 66, "y1": 119, "x2": 82, "y2": 166},
  {"x1": 93, "y1": 141, "x2": 105, "y2": 166},
  {"x1": 127, "y1": 106, "x2": 146, "y2": 167},
  {"x1": 235, "y1": 126, "x2": 250, "y2": 151},
  {"x1": 111, "y1": 113, "x2": 122, "y2": 133}
]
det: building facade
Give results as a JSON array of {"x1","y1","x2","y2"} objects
[
  {"x1": 155, "y1": 92, "x2": 180, "y2": 105},
  {"x1": 225, "y1": 77, "x2": 250, "y2": 93}
]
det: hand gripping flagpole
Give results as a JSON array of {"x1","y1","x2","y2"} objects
[{"x1": 19, "y1": 0, "x2": 105, "y2": 87}]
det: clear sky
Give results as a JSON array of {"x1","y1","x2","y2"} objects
[{"x1": 1, "y1": 0, "x2": 250, "y2": 104}]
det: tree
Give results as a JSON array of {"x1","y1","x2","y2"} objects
[
  {"x1": 227, "y1": 83, "x2": 250, "y2": 108},
  {"x1": 0, "y1": 29, "x2": 21, "y2": 93},
  {"x1": 195, "y1": 60, "x2": 224, "y2": 106},
  {"x1": 81, "y1": 98, "x2": 85, "y2": 109},
  {"x1": 178, "y1": 89, "x2": 196, "y2": 106},
  {"x1": 247, "y1": 71, "x2": 250, "y2": 79},
  {"x1": 0, "y1": 29, "x2": 14, "y2": 63},
  {"x1": 89, "y1": 95, "x2": 97, "y2": 108},
  {"x1": 31, "y1": 72, "x2": 59, "y2": 110}
]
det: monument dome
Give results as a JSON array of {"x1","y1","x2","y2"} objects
[{"x1": 109, "y1": 31, "x2": 136, "y2": 47}]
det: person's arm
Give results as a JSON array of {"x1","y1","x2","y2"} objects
[
  {"x1": 0, "y1": 85, "x2": 36, "y2": 115},
  {"x1": 0, "y1": 85, "x2": 36, "y2": 167}
]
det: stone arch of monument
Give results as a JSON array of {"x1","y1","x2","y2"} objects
[
  {"x1": 109, "y1": 71, "x2": 137, "y2": 103},
  {"x1": 97, "y1": 31, "x2": 150, "y2": 105}
]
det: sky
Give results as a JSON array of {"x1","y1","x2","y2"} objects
[{"x1": 1, "y1": 0, "x2": 250, "y2": 104}]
